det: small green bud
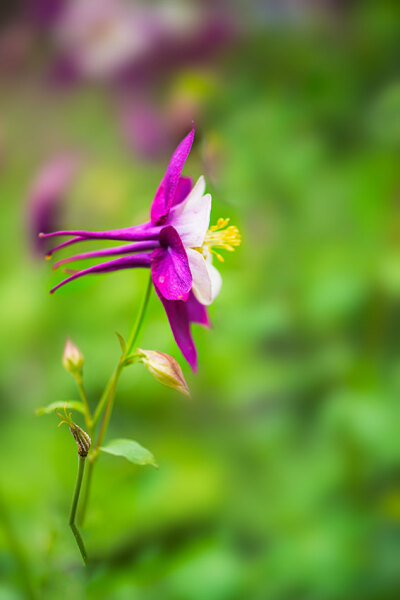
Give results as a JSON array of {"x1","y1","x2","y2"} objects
[
  {"x1": 62, "y1": 338, "x2": 84, "y2": 377},
  {"x1": 137, "y1": 348, "x2": 190, "y2": 397}
]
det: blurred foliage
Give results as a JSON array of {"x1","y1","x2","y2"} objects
[{"x1": 2, "y1": 1, "x2": 400, "y2": 599}]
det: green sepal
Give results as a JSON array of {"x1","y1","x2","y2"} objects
[{"x1": 115, "y1": 332, "x2": 127, "y2": 354}]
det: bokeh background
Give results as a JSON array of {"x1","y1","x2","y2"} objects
[{"x1": 1, "y1": 1, "x2": 400, "y2": 598}]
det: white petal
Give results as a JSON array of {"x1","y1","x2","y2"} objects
[
  {"x1": 207, "y1": 261, "x2": 223, "y2": 302},
  {"x1": 173, "y1": 175, "x2": 206, "y2": 215},
  {"x1": 168, "y1": 176, "x2": 211, "y2": 247},
  {"x1": 186, "y1": 248, "x2": 212, "y2": 306}
]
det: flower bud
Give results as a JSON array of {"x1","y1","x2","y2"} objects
[
  {"x1": 57, "y1": 409, "x2": 91, "y2": 457},
  {"x1": 137, "y1": 349, "x2": 190, "y2": 397},
  {"x1": 69, "y1": 424, "x2": 91, "y2": 457},
  {"x1": 62, "y1": 338, "x2": 84, "y2": 377}
]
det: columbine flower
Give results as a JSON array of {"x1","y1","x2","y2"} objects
[{"x1": 40, "y1": 127, "x2": 241, "y2": 370}]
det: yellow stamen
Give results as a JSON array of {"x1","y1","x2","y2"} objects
[{"x1": 203, "y1": 218, "x2": 241, "y2": 259}]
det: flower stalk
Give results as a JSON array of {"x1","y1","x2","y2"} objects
[
  {"x1": 69, "y1": 455, "x2": 88, "y2": 565},
  {"x1": 78, "y1": 272, "x2": 153, "y2": 526},
  {"x1": 57, "y1": 410, "x2": 91, "y2": 563}
]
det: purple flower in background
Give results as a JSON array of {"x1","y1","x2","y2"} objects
[
  {"x1": 33, "y1": 0, "x2": 236, "y2": 159},
  {"x1": 27, "y1": 154, "x2": 81, "y2": 254},
  {"x1": 48, "y1": 0, "x2": 235, "y2": 84},
  {"x1": 40, "y1": 128, "x2": 241, "y2": 370},
  {"x1": 52, "y1": 0, "x2": 151, "y2": 82}
]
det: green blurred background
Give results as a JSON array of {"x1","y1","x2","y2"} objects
[{"x1": 1, "y1": 1, "x2": 400, "y2": 598}]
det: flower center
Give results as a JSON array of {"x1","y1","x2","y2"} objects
[{"x1": 201, "y1": 218, "x2": 241, "y2": 262}]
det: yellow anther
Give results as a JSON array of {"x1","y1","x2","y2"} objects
[
  {"x1": 210, "y1": 217, "x2": 231, "y2": 232},
  {"x1": 203, "y1": 217, "x2": 241, "y2": 260}
]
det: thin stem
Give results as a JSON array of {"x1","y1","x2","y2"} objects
[
  {"x1": 78, "y1": 457, "x2": 94, "y2": 527},
  {"x1": 126, "y1": 273, "x2": 153, "y2": 355},
  {"x1": 92, "y1": 367, "x2": 118, "y2": 427},
  {"x1": 69, "y1": 456, "x2": 88, "y2": 565},
  {"x1": 92, "y1": 274, "x2": 152, "y2": 428},
  {"x1": 95, "y1": 364, "x2": 123, "y2": 450},
  {"x1": 75, "y1": 375, "x2": 93, "y2": 437},
  {"x1": 78, "y1": 273, "x2": 153, "y2": 527}
]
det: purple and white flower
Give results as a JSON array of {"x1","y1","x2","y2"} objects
[{"x1": 40, "y1": 128, "x2": 241, "y2": 370}]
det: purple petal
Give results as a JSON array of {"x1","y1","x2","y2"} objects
[
  {"x1": 50, "y1": 253, "x2": 151, "y2": 294},
  {"x1": 154, "y1": 286, "x2": 197, "y2": 372},
  {"x1": 150, "y1": 127, "x2": 195, "y2": 225},
  {"x1": 187, "y1": 292, "x2": 211, "y2": 328},
  {"x1": 151, "y1": 226, "x2": 192, "y2": 301},
  {"x1": 172, "y1": 176, "x2": 192, "y2": 207},
  {"x1": 52, "y1": 240, "x2": 159, "y2": 270}
]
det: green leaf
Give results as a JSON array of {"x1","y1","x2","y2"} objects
[
  {"x1": 36, "y1": 400, "x2": 85, "y2": 416},
  {"x1": 100, "y1": 438, "x2": 158, "y2": 467},
  {"x1": 115, "y1": 331, "x2": 126, "y2": 354}
]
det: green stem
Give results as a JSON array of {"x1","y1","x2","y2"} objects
[
  {"x1": 78, "y1": 273, "x2": 152, "y2": 527},
  {"x1": 78, "y1": 456, "x2": 94, "y2": 527},
  {"x1": 92, "y1": 374, "x2": 115, "y2": 428},
  {"x1": 125, "y1": 272, "x2": 153, "y2": 355},
  {"x1": 75, "y1": 375, "x2": 93, "y2": 437},
  {"x1": 95, "y1": 363, "x2": 123, "y2": 450},
  {"x1": 69, "y1": 456, "x2": 88, "y2": 565}
]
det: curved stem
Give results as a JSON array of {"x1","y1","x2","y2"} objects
[
  {"x1": 69, "y1": 456, "x2": 88, "y2": 565},
  {"x1": 78, "y1": 273, "x2": 153, "y2": 527}
]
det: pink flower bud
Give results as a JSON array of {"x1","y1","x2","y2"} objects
[
  {"x1": 62, "y1": 338, "x2": 84, "y2": 377},
  {"x1": 137, "y1": 348, "x2": 190, "y2": 397}
]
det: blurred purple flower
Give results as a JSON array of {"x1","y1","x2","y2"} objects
[
  {"x1": 40, "y1": 0, "x2": 235, "y2": 157},
  {"x1": 40, "y1": 128, "x2": 240, "y2": 370},
  {"x1": 51, "y1": 0, "x2": 157, "y2": 82},
  {"x1": 27, "y1": 154, "x2": 80, "y2": 254},
  {"x1": 48, "y1": 0, "x2": 235, "y2": 84},
  {"x1": 25, "y1": 0, "x2": 67, "y2": 27}
]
